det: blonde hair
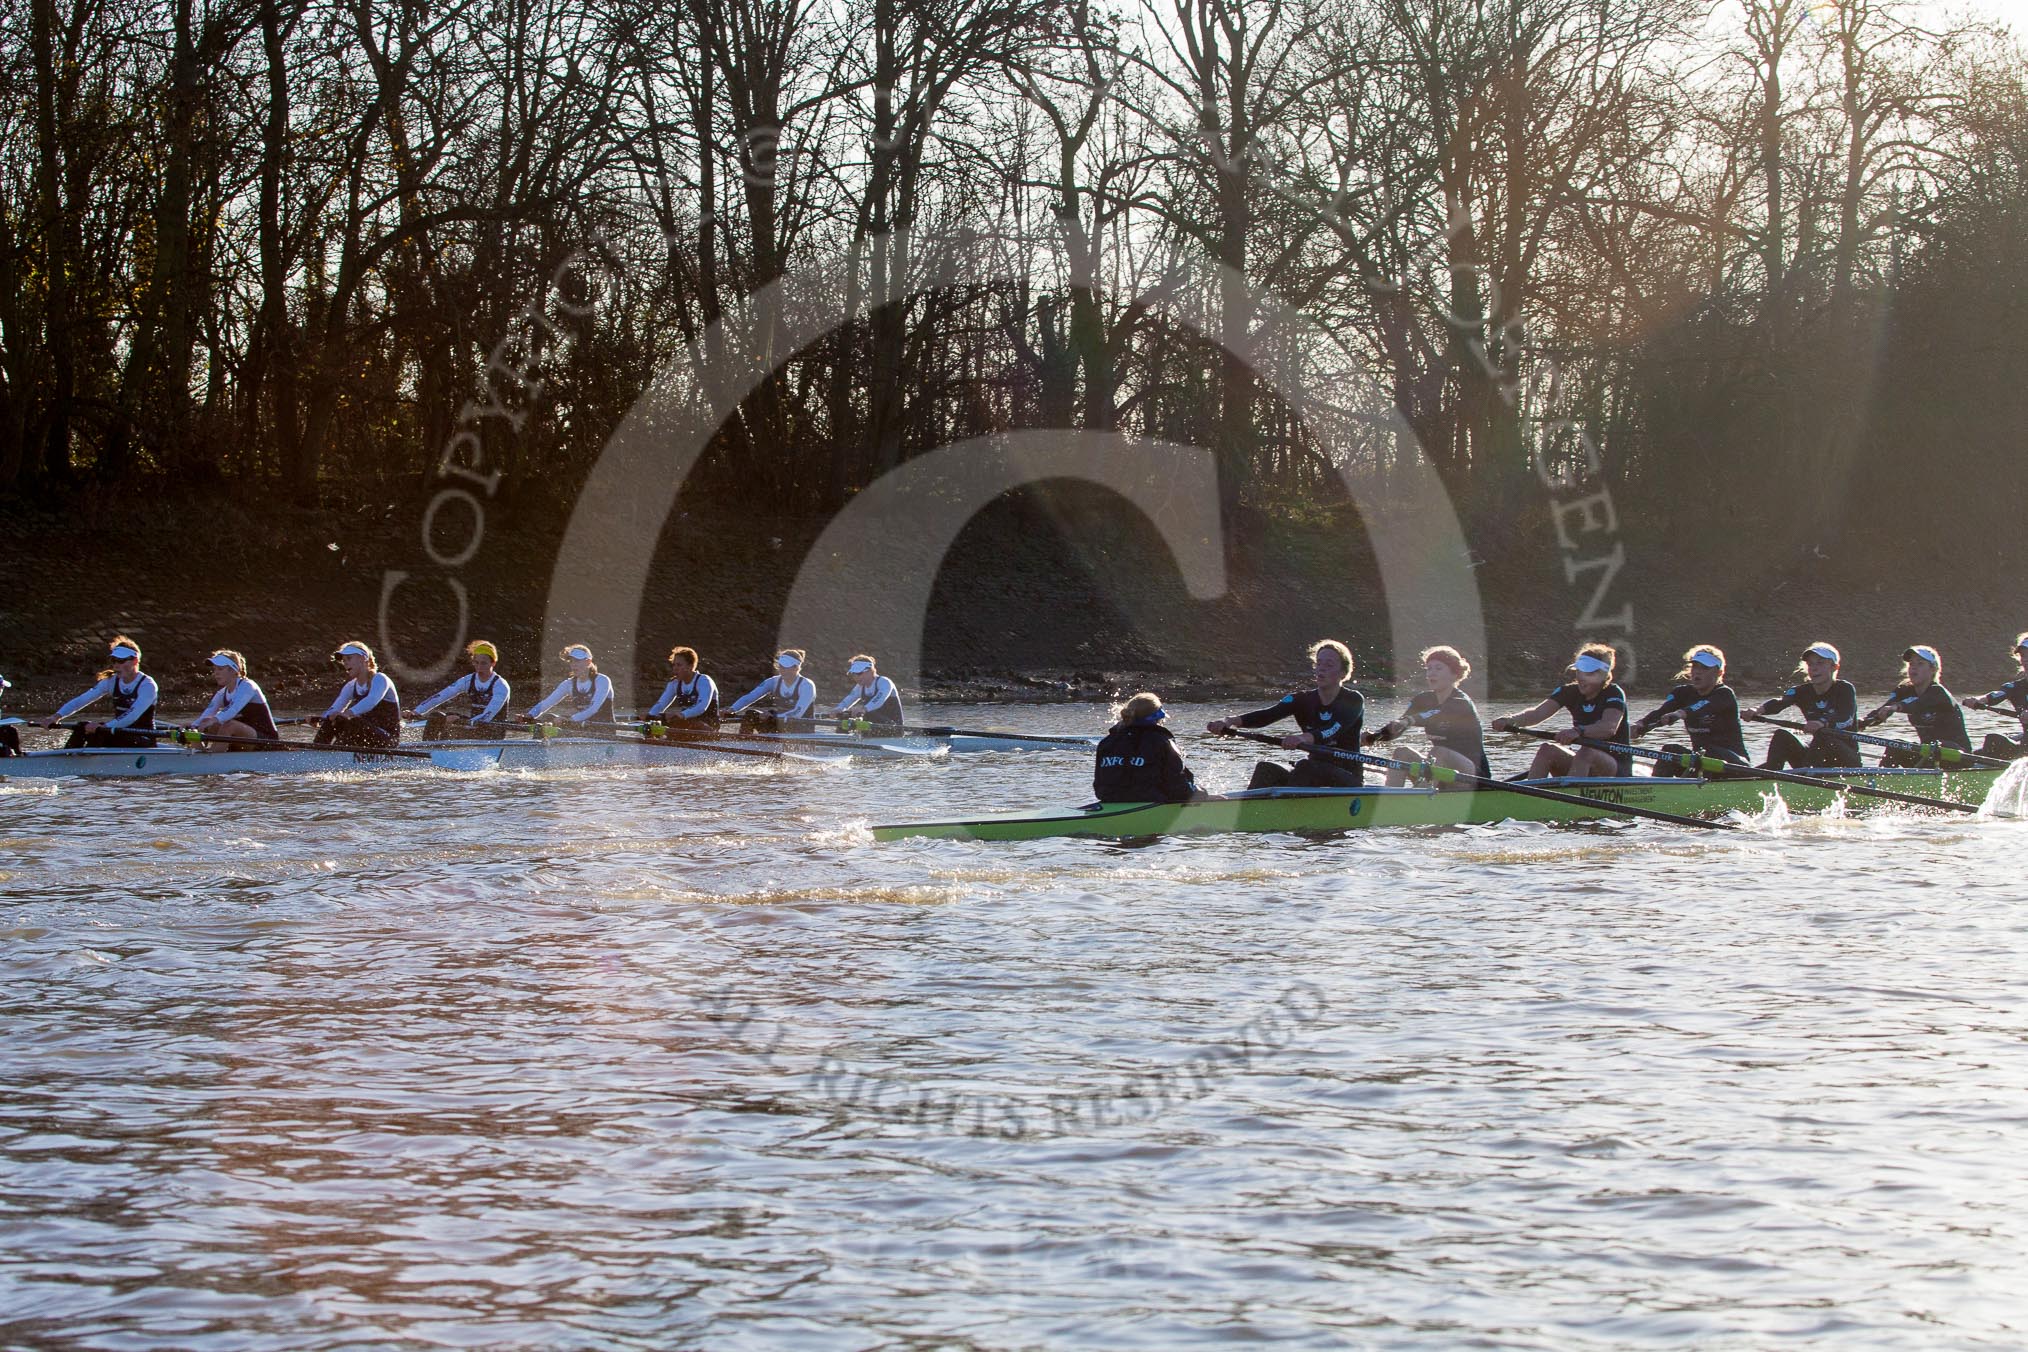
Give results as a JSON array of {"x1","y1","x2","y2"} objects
[
  {"x1": 1901, "y1": 646, "x2": 1942, "y2": 680},
  {"x1": 1308, "y1": 639, "x2": 1353, "y2": 676},
  {"x1": 1114, "y1": 691, "x2": 1164, "y2": 723},
  {"x1": 2014, "y1": 632, "x2": 2027, "y2": 656},
  {"x1": 335, "y1": 640, "x2": 378, "y2": 671},
  {"x1": 1794, "y1": 641, "x2": 1840, "y2": 678},
  {"x1": 99, "y1": 634, "x2": 142, "y2": 680},
  {"x1": 1418, "y1": 645, "x2": 1471, "y2": 680},
  {"x1": 212, "y1": 649, "x2": 247, "y2": 676},
  {"x1": 1569, "y1": 642, "x2": 1618, "y2": 678},
  {"x1": 1676, "y1": 645, "x2": 1725, "y2": 682},
  {"x1": 668, "y1": 646, "x2": 699, "y2": 666}
]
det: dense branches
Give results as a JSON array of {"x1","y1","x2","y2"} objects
[{"x1": 0, "y1": 0, "x2": 2018, "y2": 540}]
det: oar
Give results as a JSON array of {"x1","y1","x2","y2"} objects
[
  {"x1": 901, "y1": 725, "x2": 1095, "y2": 746},
  {"x1": 1502, "y1": 726, "x2": 1986, "y2": 815},
  {"x1": 156, "y1": 725, "x2": 443, "y2": 760},
  {"x1": 1750, "y1": 715, "x2": 2010, "y2": 769},
  {"x1": 611, "y1": 722, "x2": 825, "y2": 762},
  {"x1": 1215, "y1": 728, "x2": 1734, "y2": 831}
]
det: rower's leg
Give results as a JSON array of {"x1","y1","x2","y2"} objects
[
  {"x1": 1980, "y1": 733, "x2": 2024, "y2": 760},
  {"x1": 0, "y1": 726, "x2": 19, "y2": 757},
  {"x1": 1288, "y1": 759, "x2": 1361, "y2": 788},
  {"x1": 1426, "y1": 747, "x2": 1476, "y2": 788},
  {"x1": 1879, "y1": 745, "x2": 1919, "y2": 769},
  {"x1": 64, "y1": 727, "x2": 90, "y2": 749},
  {"x1": 1247, "y1": 761, "x2": 1293, "y2": 790},
  {"x1": 1567, "y1": 746, "x2": 1620, "y2": 778},
  {"x1": 423, "y1": 713, "x2": 449, "y2": 742},
  {"x1": 311, "y1": 720, "x2": 338, "y2": 747},
  {"x1": 1653, "y1": 742, "x2": 1691, "y2": 777},
  {"x1": 1762, "y1": 730, "x2": 1805, "y2": 771},
  {"x1": 1527, "y1": 745, "x2": 1574, "y2": 779},
  {"x1": 212, "y1": 719, "x2": 260, "y2": 750}
]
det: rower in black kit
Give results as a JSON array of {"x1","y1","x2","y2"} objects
[
  {"x1": 1207, "y1": 639, "x2": 1365, "y2": 789},
  {"x1": 1862, "y1": 644, "x2": 1971, "y2": 767},
  {"x1": 1964, "y1": 632, "x2": 2028, "y2": 759},
  {"x1": 1750, "y1": 641, "x2": 1862, "y2": 770},
  {"x1": 1631, "y1": 645, "x2": 1748, "y2": 776}
]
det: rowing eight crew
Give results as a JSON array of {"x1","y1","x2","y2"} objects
[
  {"x1": 0, "y1": 639, "x2": 911, "y2": 752},
  {"x1": 1096, "y1": 634, "x2": 2028, "y2": 803}
]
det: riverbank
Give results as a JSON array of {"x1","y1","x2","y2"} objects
[{"x1": 1, "y1": 485, "x2": 2018, "y2": 713}]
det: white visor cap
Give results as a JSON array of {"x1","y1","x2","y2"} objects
[
  {"x1": 1689, "y1": 650, "x2": 1723, "y2": 669},
  {"x1": 1572, "y1": 653, "x2": 1612, "y2": 675},
  {"x1": 847, "y1": 659, "x2": 874, "y2": 675},
  {"x1": 776, "y1": 653, "x2": 801, "y2": 669},
  {"x1": 1803, "y1": 643, "x2": 1841, "y2": 663},
  {"x1": 335, "y1": 642, "x2": 371, "y2": 658},
  {"x1": 1904, "y1": 644, "x2": 1940, "y2": 667},
  {"x1": 208, "y1": 654, "x2": 240, "y2": 668},
  {"x1": 109, "y1": 644, "x2": 139, "y2": 661},
  {"x1": 564, "y1": 645, "x2": 593, "y2": 661}
]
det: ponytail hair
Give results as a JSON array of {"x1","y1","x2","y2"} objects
[
  {"x1": 99, "y1": 634, "x2": 143, "y2": 681},
  {"x1": 1675, "y1": 645, "x2": 1725, "y2": 682}
]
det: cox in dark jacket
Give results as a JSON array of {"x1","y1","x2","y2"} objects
[{"x1": 1093, "y1": 693, "x2": 1199, "y2": 803}]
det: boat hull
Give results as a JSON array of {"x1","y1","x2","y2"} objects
[
  {"x1": 872, "y1": 768, "x2": 2009, "y2": 841},
  {"x1": 0, "y1": 745, "x2": 503, "y2": 779}
]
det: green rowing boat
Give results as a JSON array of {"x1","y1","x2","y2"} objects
[{"x1": 871, "y1": 767, "x2": 2011, "y2": 841}]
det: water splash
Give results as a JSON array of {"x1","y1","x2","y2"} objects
[{"x1": 1976, "y1": 759, "x2": 2028, "y2": 820}]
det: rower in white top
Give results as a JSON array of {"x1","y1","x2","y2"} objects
[
  {"x1": 645, "y1": 646, "x2": 718, "y2": 731},
  {"x1": 0, "y1": 674, "x2": 19, "y2": 757},
  {"x1": 527, "y1": 644, "x2": 615, "y2": 727},
  {"x1": 314, "y1": 640, "x2": 403, "y2": 749},
  {"x1": 833, "y1": 654, "x2": 904, "y2": 731},
  {"x1": 44, "y1": 636, "x2": 159, "y2": 748},
  {"x1": 192, "y1": 650, "x2": 282, "y2": 748},
  {"x1": 727, "y1": 649, "x2": 816, "y2": 731},
  {"x1": 414, "y1": 639, "x2": 513, "y2": 740}
]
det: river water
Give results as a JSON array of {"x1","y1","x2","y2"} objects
[{"x1": 4, "y1": 701, "x2": 2027, "y2": 1349}]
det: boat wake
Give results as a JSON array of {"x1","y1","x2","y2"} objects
[{"x1": 1977, "y1": 759, "x2": 2028, "y2": 820}]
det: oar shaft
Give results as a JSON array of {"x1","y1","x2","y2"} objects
[
  {"x1": 1754, "y1": 716, "x2": 2007, "y2": 768},
  {"x1": 1502, "y1": 726, "x2": 1983, "y2": 814},
  {"x1": 1216, "y1": 729, "x2": 1731, "y2": 830}
]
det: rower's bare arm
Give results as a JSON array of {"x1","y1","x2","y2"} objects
[{"x1": 1491, "y1": 698, "x2": 1557, "y2": 732}]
